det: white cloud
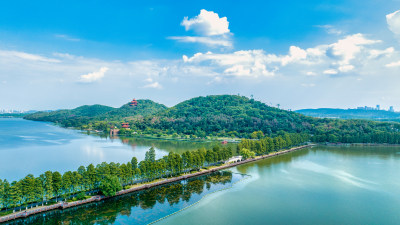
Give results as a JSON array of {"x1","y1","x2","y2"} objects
[
  {"x1": 386, "y1": 10, "x2": 400, "y2": 35},
  {"x1": 168, "y1": 36, "x2": 232, "y2": 47},
  {"x1": 338, "y1": 65, "x2": 354, "y2": 72},
  {"x1": 386, "y1": 60, "x2": 400, "y2": 67},
  {"x1": 323, "y1": 69, "x2": 338, "y2": 75},
  {"x1": 306, "y1": 72, "x2": 317, "y2": 76},
  {"x1": 181, "y1": 9, "x2": 230, "y2": 36},
  {"x1": 327, "y1": 33, "x2": 380, "y2": 71},
  {"x1": 183, "y1": 50, "x2": 276, "y2": 77},
  {"x1": 171, "y1": 9, "x2": 232, "y2": 47},
  {"x1": 369, "y1": 47, "x2": 394, "y2": 59},
  {"x1": 0, "y1": 50, "x2": 60, "y2": 63},
  {"x1": 182, "y1": 33, "x2": 386, "y2": 78},
  {"x1": 79, "y1": 67, "x2": 109, "y2": 83},
  {"x1": 144, "y1": 81, "x2": 162, "y2": 89},
  {"x1": 280, "y1": 46, "x2": 308, "y2": 66},
  {"x1": 316, "y1": 25, "x2": 343, "y2": 35}
]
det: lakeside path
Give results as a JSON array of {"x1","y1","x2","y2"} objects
[{"x1": 0, "y1": 144, "x2": 315, "y2": 224}]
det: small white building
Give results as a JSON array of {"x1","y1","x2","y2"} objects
[{"x1": 225, "y1": 156, "x2": 243, "y2": 164}]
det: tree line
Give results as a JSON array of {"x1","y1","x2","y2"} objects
[
  {"x1": 9, "y1": 171, "x2": 233, "y2": 224},
  {"x1": 237, "y1": 132, "x2": 310, "y2": 157},
  {"x1": 0, "y1": 145, "x2": 234, "y2": 213}
]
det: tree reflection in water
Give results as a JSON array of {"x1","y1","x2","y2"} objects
[{"x1": 9, "y1": 171, "x2": 244, "y2": 225}]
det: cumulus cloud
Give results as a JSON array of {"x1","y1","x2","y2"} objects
[
  {"x1": 79, "y1": 67, "x2": 109, "y2": 83},
  {"x1": 328, "y1": 33, "x2": 380, "y2": 67},
  {"x1": 170, "y1": 9, "x2": 232, "y2": 47},
  {"x1": 181, "y1": 9, "x2": 230, "y2": 36},
  {"x1": 183, "y1": 50, "x2": 276, "y2": 77},
  {"x1": 386, "y1": 10, "x2": 400, "y2": 35},
  {"x1": 182, "y1": 33, "x2": 389, "y2": 77}
]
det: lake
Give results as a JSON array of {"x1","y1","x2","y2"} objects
[
  {"x1": 0, "y1": 118, "x2": 227, "y2": 182},
  {"x1": 2, "y1": 118, "x2": 400, "y2": 224}
]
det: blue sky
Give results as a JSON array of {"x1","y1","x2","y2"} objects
[{"x1": 1, "y1": 0, "x2": 400, "y2": 110}]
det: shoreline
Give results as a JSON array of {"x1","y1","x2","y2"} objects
[{"x1": 0, "y1": 144, "x2": 315, "y2": 224}]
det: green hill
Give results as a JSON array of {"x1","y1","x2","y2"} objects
[
  {"x1": 24, "y1": 95, "x2": 400, "y2": 144},
  {"x1": 24, "y1": 100, "x2": 167, "y2": 127},
  {"x1": 148, "y1": 95, "x2": 313, "y2": 136},
  {"x1": 104, "y1": 99, "x2": 168, "y2": 119}
]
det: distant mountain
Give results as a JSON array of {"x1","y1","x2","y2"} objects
[{"x1": 296, "y1": 108, "x2": 400, "y2": 121}]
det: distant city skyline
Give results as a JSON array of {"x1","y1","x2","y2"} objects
[{"x1": 1, "y1": 1, "x2": 400, "y2": 110}]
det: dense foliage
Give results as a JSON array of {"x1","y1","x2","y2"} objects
[
  {"x1": 23, "y1": 95, "x2": 400, "y2": 144},
  {"x1": 9, "y1": 171, "x2": 233, "y2": 224},
  {"x1": 24, "y1": 100, "x2": 167, "y2": 128},
  {"x1": 238, "y1": 133, "x2": 310, "y2": 156},
  {"x1": 0, "y1": 145, "x2": 234, "y2": 212}
]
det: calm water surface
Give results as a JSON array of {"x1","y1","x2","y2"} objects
[
  {"x1": 0, "y1": 118, "x2": 225, "y2": 181},
  {"x1": 160, "y1": 146, "x2": 400, "y2": 225}
]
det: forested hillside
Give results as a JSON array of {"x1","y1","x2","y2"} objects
[
  {"x1": 138, "y1": 95, "x2": 315, "y2": 137},
  {"x1": 23, "y1": 95, "x2": 400, "y2": 143},
  {"x1": 24, "y1": 100, "x2": 167, "y2": 127}
]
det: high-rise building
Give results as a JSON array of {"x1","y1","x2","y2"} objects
[
  {"x1": 389, "y1": 106, "x2": 394, "y2": 112},
  {"x1": 376, "y1": 105, "x2": 380, "y2": 110}
]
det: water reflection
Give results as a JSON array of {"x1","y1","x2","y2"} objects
[{"x1": 9, "y1": 171, "x2": 245, "y2": 225}]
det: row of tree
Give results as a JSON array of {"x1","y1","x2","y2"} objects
[
  {"x1": 11, "y1": 171, "x2": 233, "y2": 224},
  {"x1": 0, "y1": 145, "x2": 233, "y2": 212},
  {"x1": 237, "y1": 132, "x2": 310, "y2": 156}
]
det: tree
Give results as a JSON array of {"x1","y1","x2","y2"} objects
[
  {"x1": 62, "y1": 172, "x2": 73, "y2": 200},
  {"x1": 9, "y1": 181, "x2": 22, "y2": 212},
  {"x1": 44, "y1": 171, "x2": 53, "y2": 203},
  {"x1": 2, "y1": 180, "x2": 11, "y2": 210},
  {"x1": 20, "y1": 174, "x2": 36, "y2": 208},
  {"x1": 52, "y1": 171, "x2": 62, "y2": 202},
  {"x1": 145, "y1": 147, "x2": 156, "y2": 162},
  {"x1": 239, "y1": 148, "x2": 255, "y2": 160},
  {"x1": 99, "y1": 175, "x2": 122, "y2": 197},
  {"x1": 131, "y1": 157, "x2": 138, "y2": 170},
  {"x1": 35, "y1": 176, "x2": 45, "y2": 206}
]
